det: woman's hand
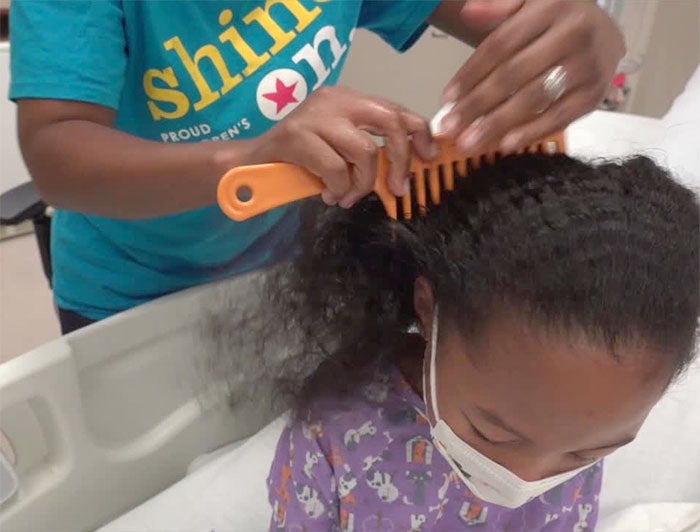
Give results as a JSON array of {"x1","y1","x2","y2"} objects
[
  {"x1": 440, "y1": 0, "x2": 625, "y2": 154},
  {"x1": 253, "y1": 86, "x2": 435, "y2": 208}
]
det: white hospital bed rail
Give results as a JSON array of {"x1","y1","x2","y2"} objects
[{"x1": 0, "y1": 273, "x2": 277, "y2": 531}]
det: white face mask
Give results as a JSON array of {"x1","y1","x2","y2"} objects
[{"x1": 422, "y1": 307, "x2": 598, "y2": 509}]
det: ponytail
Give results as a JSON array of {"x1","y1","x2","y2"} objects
[
  {"x1": 203, "y1": 196, "x2": 422, "y2": 414},
  {"x1": 268, "y1": 197, "x2": 420, "y2": 410}
]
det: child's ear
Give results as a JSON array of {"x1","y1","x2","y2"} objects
[{"x1": 413, "y1": 276, "x2": 435, "y2": 339}]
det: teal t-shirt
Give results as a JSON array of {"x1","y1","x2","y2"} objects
[{"x1": 9, "y1": 0, "x2": 440, "y2": 319}]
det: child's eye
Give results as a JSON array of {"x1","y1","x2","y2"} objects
[
  {"x1": 469, "y1": 421, "x2": 516, "y2": 445},
  {"x1": 570, "y1": 453, "x2": 598, "y2": 464},
  {"x1": 470, "y1": 423, "x2": 495, "y2": 443},
  {"x1": 467, "y1": 419, "x2": 520, "y2": 445}
]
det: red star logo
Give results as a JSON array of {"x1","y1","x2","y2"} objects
[{"x1": 263, "y1": 78, "x2": 299, "y2": 114}]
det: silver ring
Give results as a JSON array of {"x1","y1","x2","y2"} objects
[{"x1": 542, "y1": 65, "x2": 568, "y2": 103}]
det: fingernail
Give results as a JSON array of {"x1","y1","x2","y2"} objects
[
  {"x1": 339, "y1": 196, "x2": 356, "y2": 209},
  {"x1": 500, "y1": 133, "x2": 519, "y2": 153},
  {"x1": 400, "y1": 179, "x2": 410, "y2": 197},
  {"x1": 431, "y1": 102, "x2": 455, "y2": 136},
  {"x1": 321, "y1": 189, "x2": 338, "y2": 205},
  {"x1": 427, "y1": 141, "x2": 438, "y2": 159},
  {"x1": 458, "y1": 126, "x2": 482, "y2": 154},
  {"x1": 441, "y1": 113, "x2": 459, "y2": 136},
  {"x1": 443, "y1": 84, "x2": 459, "y2": 103}
]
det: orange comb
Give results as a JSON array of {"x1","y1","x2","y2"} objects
[{"x1": 218, "y1": 132, "x2": 566, "y2": 222}]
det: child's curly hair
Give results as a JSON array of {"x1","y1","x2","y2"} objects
[{"x1": 205, "y1": 154, "x2": 699, "y2": 414}]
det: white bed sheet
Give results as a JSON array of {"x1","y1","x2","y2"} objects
[
  {"x1": 103, "y1": 65, "x2": 700, "y2": 532},
  {"x1": 100, "y1": 416, "x2": 286, "y2": 532}
]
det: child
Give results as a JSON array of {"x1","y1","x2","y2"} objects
[{"x1": 258, "y1": 154, "x2": 698, "y2": 530}]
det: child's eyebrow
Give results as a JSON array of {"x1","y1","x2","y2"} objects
[{"x1": 474, "y1": 406, "x2": 533, "y2": 443}]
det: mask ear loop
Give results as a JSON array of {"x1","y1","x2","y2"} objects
[
  {"x1": 430, "y1": 306, "x2": 441, "y2": 421},
  {"x1": 422, "y1": 306, "x2": 441, "y2": 423}
]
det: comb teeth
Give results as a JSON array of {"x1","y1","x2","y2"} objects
[{"x1": 390, "y1": 132, "x2": 566, "y2": 221}]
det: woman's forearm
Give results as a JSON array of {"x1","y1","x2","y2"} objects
[{"x1": 18, "y1": 99, "x2": 258, "y2": 219}]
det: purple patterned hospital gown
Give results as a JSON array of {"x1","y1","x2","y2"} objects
[{"x1": 267, "y1": 366, "x2": 602, "y2": 531}]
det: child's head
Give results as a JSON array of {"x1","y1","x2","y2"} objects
[
  {"x1": 406, "y1": 154, "x2": 699, "y2": 484},
  {"x1": 211, "y1": 153, "x2": 698, "y2": 483}
]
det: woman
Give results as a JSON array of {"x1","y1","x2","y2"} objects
[{"x1": 9, "y1": 0, "x2": 623, "y2": 332}]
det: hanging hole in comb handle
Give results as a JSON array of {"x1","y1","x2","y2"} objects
[{"x1": 236, "y1": 185, "x2": 253, "y2": 203}]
